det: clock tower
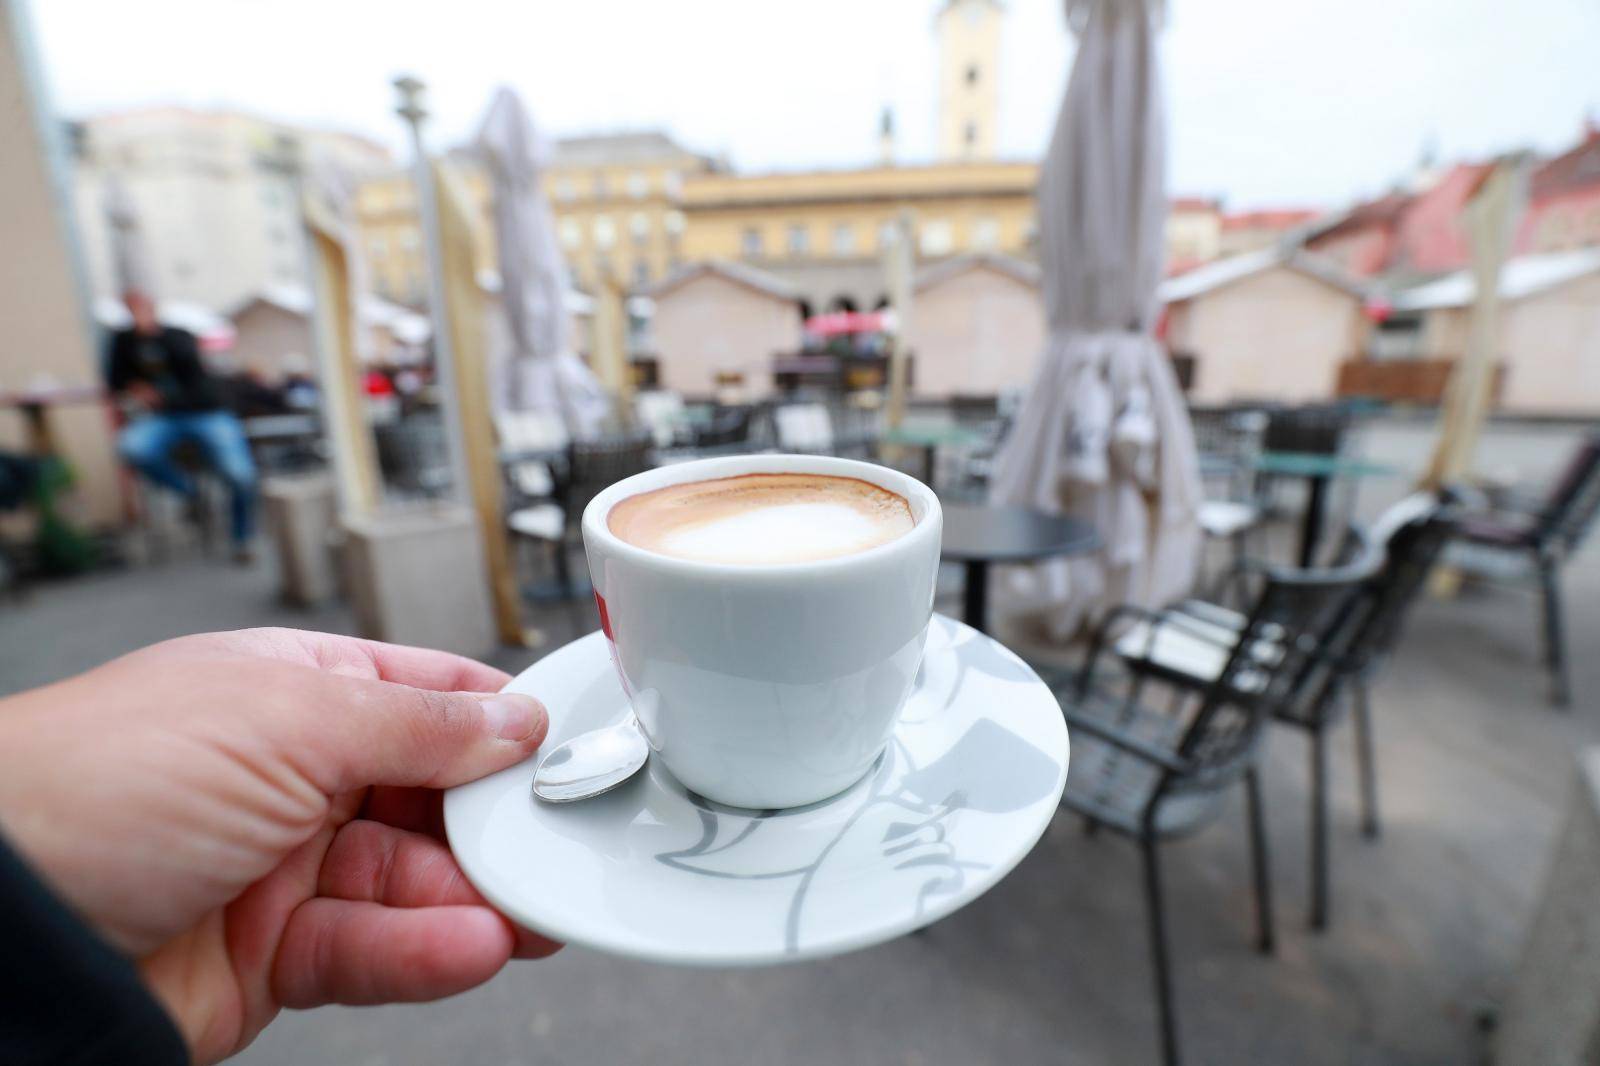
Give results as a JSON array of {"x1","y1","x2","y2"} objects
[{"x1": 936, "y1": 0, "x2": 1003, "y2": 162}]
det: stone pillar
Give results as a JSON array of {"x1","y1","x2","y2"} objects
[
  {"x1": 261, "y1": 474, "x2": 338, "y2": 606},
  {"x1": 340, "y1": 505, "x2": 497, "y2": 659},
  {"x1": 0, "y1": 0, "x2": 119, "y2": 528},
  {"x1": 1495, "y1": 747, "x2": 1600, "y2": 1064}
]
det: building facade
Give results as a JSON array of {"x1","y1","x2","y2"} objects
[
  {"x1": 937, "y1": 0, "x2": 1002, "y2": 161},
  {"x1": 70, "y1": 107, "x2": 392, "y2": 311},
  {"x1": 907, "y1": 254, "x2": 1043, "y2": 397},
  {"x1": 1160, "y1": 250, "x2": 1370, "y2": 404},
  {"x1": 648, "y1": 260, "x2": 801, "y2": 396},
  {"x1": 677, "y1": 160, "x2": 1039, "y2": 313},
  {"x1": 357, "y1": 131, "x2": 718, "y2": 306},
  {"x1": 1216, "y1": 208, "x2": 1321, "y2": 258}
]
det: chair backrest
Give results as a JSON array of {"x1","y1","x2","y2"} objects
[
  {"x1": 1189, "y1": 405, "x2": 1267, "y2": 499},
  {"x1": 563, "y1": 433, "x2": 652, "y2": 532},
  {"x1": 693, "y1": 406, "x2": 754, "y2": 449},
  {"x1": 1346, "y1": 491, "x2": 1460, "y2": 668},
  {"x1": 634, "y1": 390, "x2": 685, "y2": 449},
  {"x1": 1536, "y1": 433, "x2": 1600, "y2": 555},
  {"x1": 774, "y1": 403, "x2": 835, "y2": 453},
  {"x1": 1167, "y1": 529, "x2": 1385, "y2": 793},
  {"x1": 494, "y1": 409, "x2": 570, "y2": 455},
  {"x1": 1262, "y1": 403, "x2": 1351, "y2": 457}
]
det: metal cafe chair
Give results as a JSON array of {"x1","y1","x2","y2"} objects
[
  {"x1": 1188, "y1": 404, "x2": 1268, "y2": 591},
  {"x1": 772, "y1": 402, "x2": 836, "y2": 455},
  {"x1": 1135, "y1": 492, "x2": 1460, "y2": 928},
  {"x1": 507, "y1": 431, "x2": 651, "y2": 599},
  {"x1": 1450, "y1": 433, "x2": 1600, "y2": 707},
  {"x1": 1058, "y1": 532, "x2": 1384, "y2": 1066}
]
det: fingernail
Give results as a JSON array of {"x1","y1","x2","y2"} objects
[{"x1": 478, "y1": 693, "x2": 544, "y2": 741}]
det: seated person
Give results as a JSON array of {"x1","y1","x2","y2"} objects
[{"x1": 106, "y1": 289, "x2": 258, "y2": 561}]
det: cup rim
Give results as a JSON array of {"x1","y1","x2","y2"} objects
[{"x1": 581, "y1": 453, "x2": 942, "y2": 579}]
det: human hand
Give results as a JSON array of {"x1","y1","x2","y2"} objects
[
  {"x1": 125, "y1": 380, "x2": 163, "y2": 411},
  {"x1": 0, "y1": 628, "x2": 559, "y2": 1064}
]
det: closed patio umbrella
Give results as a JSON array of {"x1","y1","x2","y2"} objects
[
  {"x1": 474, "y1": 87, "x2": 609, "y2": 437},
  {"x1": 1421, "y1": 157, "x2": 1528, "y2": 488},
  {"x1": 988, "y1": 0, "x2": 1201, "y2": 641},
  {"x1": 103, "y1": 171, "x2": 156, "y2": 295}
]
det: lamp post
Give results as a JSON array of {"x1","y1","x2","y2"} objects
[{"x1": 393, "y1": 73, "x2": 471, "y2": 506}]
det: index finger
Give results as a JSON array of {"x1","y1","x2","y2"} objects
[{"x1": 289, "y1": 631, "x2": 515, "y2": 693}]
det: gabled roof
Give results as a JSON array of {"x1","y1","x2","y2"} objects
[
  {"x1": 1390, "y1": 248, "x2": 1600, "y2": 311},
  {"x1": 1529, "y1": 125, "x2": 1600, "y2": 201},
  {"x1": 1158, "y1": 248, "x2": 1368, "y2": 304},
  {"x1": 648, "y1": 259, "x2": 799, "y2": 302},
  {"x1": 228, "y1": 285, "x2": 432, "y2": 345},
  {"x1": 913, "y1": 252, "x2": 1040, "y2": 292}
]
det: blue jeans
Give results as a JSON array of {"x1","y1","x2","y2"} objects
[{"x1": 118, "y1": 411, "x2": 258, "y2": 544}]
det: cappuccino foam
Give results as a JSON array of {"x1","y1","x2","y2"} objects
[{"x1": 607, "y1": 473, "x2": 914, "y2": 564}]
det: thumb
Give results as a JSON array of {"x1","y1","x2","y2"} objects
[{"x1": 285, "y1": 672, "x2": 549, "y2": 795}]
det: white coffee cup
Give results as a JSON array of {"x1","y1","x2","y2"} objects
[{"x1": 581, "y1": 454, "x2": 942, "y2": 809}]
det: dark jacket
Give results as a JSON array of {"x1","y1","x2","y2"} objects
[
  {"x1": 0, "y1": 833, "x2": 188, "y2": 1065},
  {"x1": 106, "y1": 327, "x2": 221, "y2": 413}
]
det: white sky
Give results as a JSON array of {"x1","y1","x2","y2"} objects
[{"x1": 26, "y1": 0, "x2": 1600, "y2": 210}]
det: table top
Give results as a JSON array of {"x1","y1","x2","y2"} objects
[
  {"x1": 940, "y1": 503, "x2": 1101, "y2": 563},
  {"x1": 1254, "y1": 451, "x2": 1398, "y2": 479},
  {"x1": 883, "y1": 423, "x2": 986, "y2": 449},
  {"x1": 0, "y1": 385, "x2": 105, "y2": 409}
]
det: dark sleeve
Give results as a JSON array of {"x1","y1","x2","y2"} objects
[
  {"x1": 0, "y1": 832, "x2": 190, "y2": 1066},
  {"x1": 105, "y1": 332, "x2": 132, "y2": 394},
  {"x1": 165, "y1": 330, "x2": 205, "y2": 381}
]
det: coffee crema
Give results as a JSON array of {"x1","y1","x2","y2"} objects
[{"x1": 607, "y1": 472, "x2": 915, "y2": 564}]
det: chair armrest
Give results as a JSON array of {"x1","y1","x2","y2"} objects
[{"x1": 1060, "y1": 706, "x2": 1190, "y2": 774}]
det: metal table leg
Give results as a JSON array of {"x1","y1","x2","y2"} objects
[{"x1": 962, "y1": 558, "x2": 990, "y2": 634}]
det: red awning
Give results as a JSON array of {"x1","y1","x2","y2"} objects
[{"x1": 803, "y1": 310, "x2": 887, "y2": 336}]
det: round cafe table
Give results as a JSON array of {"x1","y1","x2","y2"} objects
[
  {"x1": 940, "y1": 503, "x2": 1100, "y2": 634},
  {"x1": 882, "y1": 423, "x2": 986, "y2": 487},
  {"x1": 1252, "y1": 451, "x2": 1398, "y2": 568}
]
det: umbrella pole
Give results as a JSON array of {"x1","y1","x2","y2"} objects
[
  {"x1": 883, "y1": 209, "x2": 915, "y2": 466},
  {"x1": 395, "y1": 75, "x2": 474, "y2": 507}
]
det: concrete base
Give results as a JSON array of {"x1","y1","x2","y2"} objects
[
  {"x1": 262, "y1": 474, "x2": 338, "y2": 606},
  {"x1": 340, "y1": 505, "x2": 497, "y2": 659},
  {"x1": 1495, "y1": 748, "x2": 1600, "y2": 1064}
]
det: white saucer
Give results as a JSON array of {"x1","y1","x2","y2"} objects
[{"x1": 444, "y1": 614, "x2": 1070, "y2": 967}]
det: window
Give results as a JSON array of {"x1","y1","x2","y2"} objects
[
  {"x1": 592, "y1": 172, "x2": 608, "y2": 199},
  {"x1": 878, "y1": 220, "x2": 900, "y2": 250},
  {"x1": 919, "y1": 220, "x2": 953, "y2": 256},
  {"x1": 787, "y1": 224, "x2": 810, "y2": 256},
  {"x1": 663, "y1": 209, "x2": 686, "y2": 236},
  {"x1": 555, "y1": 177, "x2": 577, "y2": 202},
  {"x1": 831, "y1": 223, "x2": 855, "y2": 257},
  {"x1": 593, "y1": 215, "x2": 616, "y2": 249},
  {"x1": 663, "y1": 171, "x2": 683, "y2": 198},
  {"x1": 627, "y1": 171, "x2": 649, "y2": 199},
  {"x1": 741, "y1": 227, "x2": 764, "y2": 258},
  {"x1": 966, "y1": 64, "x2": 980, "y2": 86},
  {"x1": 559, "y1": 218, "x2": 582, "y2": 250},
  {"x1": 964, "y1": 121, "x2": 978, "y2": 148},
  {"x1": 632, "y1": 260, "x2": 651, "y2": 288},
  {"x1": 400, "y1": 230, "x2": 420, "y2": 251},
  {"x1": 630, "y1": 212, "x2": 651, "y2": 244},
  {"x1": 972, "y1": 216, "x2": 1000, "y2": 251},
  {"x1": 1371, "y1": 314, "x2": 1424, "y2": 361}
]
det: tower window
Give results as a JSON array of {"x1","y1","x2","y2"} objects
[
  {"x1": 964, "y1": 121, "x2": 978, "y2": 147},
  {"x1": 966, "y1": 64, "x2": 980, "y2": 86}
]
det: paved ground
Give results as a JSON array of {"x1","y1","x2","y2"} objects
[{"x1": 2, "y1": 416, "x2": 1596, "y2": 1066}]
